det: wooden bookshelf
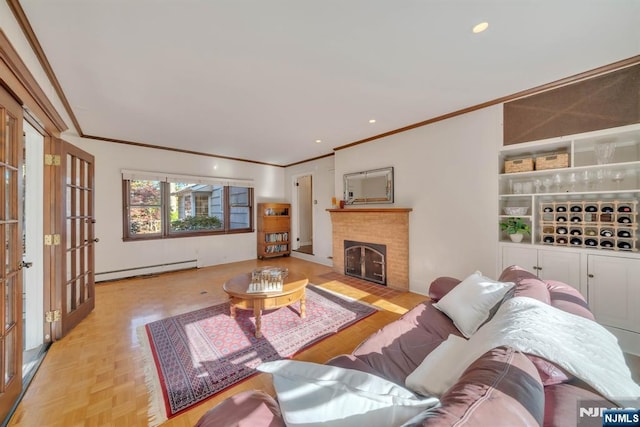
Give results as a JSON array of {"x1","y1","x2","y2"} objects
[{"x1": 257, "y1": 203, "x2": 291, "y2": 259}]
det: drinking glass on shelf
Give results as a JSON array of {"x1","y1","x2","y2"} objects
[
  {"x1": 581, "y1": 170, "x2": 591, "y2": 191},
  {"x1": 534, "y1": 179, "x2": 542, "y2": 193},
  {"x1": 553, "y1": 173, "x2": 563, "y2": 192},
  {"x1": 596, "y1": 169, "x2": 606, "y2": 190},
  {"x1": 513, "y1": 182, "x2": 523, "y2": 194},
  {"x1": 568, "y1": 173, "x2": 577, "y2": 192},
  {"x1": 611, "y1": 170, "x2": 625, "y2": 190},
  {"x1": 542, "y1": 178, "x2": 553, "y2": 193},
  {"x1": 595, "y1": 142, "x2": 616, "y2": 165}
]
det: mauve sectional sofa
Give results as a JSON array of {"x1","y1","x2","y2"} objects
[{"x1": 196, "y1": 266, "x2": 628, "y2": 426}]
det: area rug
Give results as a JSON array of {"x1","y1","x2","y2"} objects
[{"x1": 137, "y1": 285, "x2": 378, "y2": 425}]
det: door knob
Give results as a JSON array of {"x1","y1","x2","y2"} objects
[
  {"x1": 19, "y1": 261, "x2": 33, "y2": 269},
  {"x1": 85, "y1": 238, "x2": 100, "y2": 243}
]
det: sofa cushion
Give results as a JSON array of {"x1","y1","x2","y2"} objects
[
  {"x1": 433, "y1": 271, "x2": 514, "y2": 337},
  {"x1": 350, "y1": 302, "x2": 461, "y2": 385},
  {"x1": 257, "y1": 360, "x2": 439, "y2": 427},
  {"x1": 498, "y1": 265, "x2": 574, "y2": 386},
  {"x1": 544, "y1": 380, "x2": 616, "y2": 427},
  {"x1": 405, "y1": 334, "x2": 470, "y2": 396},
  {"x1": 195, "y1": 390, "x2": 284, "y2": 427},
  {"x1": 402, "y1": 346, "x2": 544, "y2": 427},
  {"x1": 428, "y1": 276, "x2": 461, "y2": 302},
  {"x1": 498, "y1": 265, "x2": 551, "y2": 304},
  {"x1": 544, "y1": 279, "x2": 595, "y2": 320}
]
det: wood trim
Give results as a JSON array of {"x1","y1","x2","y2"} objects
[
  {"x1": 327, "y1": 208, "x2": 412, "y2": 213},
  {"x1": 284, "y1": 152, "x2": 334, "y2": 167},
  {"x1": 6, "y1": 0, "x2": 74, "y2": 134},
  {"x1": 84, "y1": 133, "x2": 284, "y2": 167},
  {"x1": 334, "y1": 55, "x2": 640, "y2": 152},
  {"x1": 0, "y1": 28, "x2": 66, "y2": 134}
]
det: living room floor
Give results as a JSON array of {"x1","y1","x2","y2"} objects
[
  {"x1": 7, "y1": 257, "x2": 429, "y2": 426},
  {"x1": 8, "y1": 258, "x2": 640, "y2": 426}
]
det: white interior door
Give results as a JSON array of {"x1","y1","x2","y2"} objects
[{"x1": 23, "y1": 121, "x2": 44, "y2": 352}]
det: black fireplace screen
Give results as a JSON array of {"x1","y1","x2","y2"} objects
[{"x1": 344, "y1": 240, "x2": 387, "y2": 285}]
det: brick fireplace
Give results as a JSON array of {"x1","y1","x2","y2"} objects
[{"x1": 328, "y1": 208, "x2": 412, "y2": 291}]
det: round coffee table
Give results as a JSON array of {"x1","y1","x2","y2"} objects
[{"x1": 223, "y1": 271, "x2": 309, "y2": 338}]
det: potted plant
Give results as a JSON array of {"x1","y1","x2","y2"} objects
[{"x1": 500, "y1": 217, "x2": 531, "y2": 243}]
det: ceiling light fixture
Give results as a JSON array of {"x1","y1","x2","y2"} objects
[
  {"x1": 315, "y1": 139, "x2": 322, "y2": 144},
  {"x1": 369, "y1": 119, "x2": 376, "y2": 124},
  {"x1": 473, "y1": 22, "x2": 489, "y2": 33}
]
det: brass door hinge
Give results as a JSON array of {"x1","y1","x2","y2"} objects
[
  {"x1": 44, "y1": 154, "x2": 61, "y2": 166},
  {"x1": 45, "y1": 310, "x2": 61, "y2": 323},
  {"x1": 44, "y1": 234, "x2": 61, "y2": 246}
]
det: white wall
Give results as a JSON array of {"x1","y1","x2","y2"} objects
[
  {"x1": 65, "y1": 135, "x2": 285, "y2": 281},
  {"x1": 284, "y1": 156, "x2": 335, "y2": 266},
  {"x1": 334, "y1": 105, "x2": 503, "y2": 294}
]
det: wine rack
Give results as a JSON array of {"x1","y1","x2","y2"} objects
[{"x1": 539, "y1": 199, "x2": 638, "y2": 252}]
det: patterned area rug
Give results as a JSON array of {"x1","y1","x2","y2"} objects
[{"x1": 137, "y1": 285, "x2": 377, "y2": 425}]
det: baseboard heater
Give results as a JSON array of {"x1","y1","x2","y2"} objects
[{"x1": 95, "y1": 259, "x2": 198, "y2": 282}]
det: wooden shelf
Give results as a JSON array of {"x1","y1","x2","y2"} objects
[{"x1": 257, "y1": 203, "x2": 291, "y2": 259}]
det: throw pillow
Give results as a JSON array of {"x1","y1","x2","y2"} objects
[
  {"x1": 257, "y1": 360, "x2": 439, "y2": 427},
  {"x1": 433, "y1": 271, "x2": 514, "y2": 337},
  {"x1": 405, "y1": 334, "x2": 470, "y2": 397}
]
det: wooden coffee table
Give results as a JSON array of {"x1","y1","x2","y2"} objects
[{"x1": 223, "y1": 271, "x2": 309, "y2": 338}]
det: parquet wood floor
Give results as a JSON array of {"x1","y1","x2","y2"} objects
[{"x1": 7, "y1": 258, "x2": 429, "y2": 427}]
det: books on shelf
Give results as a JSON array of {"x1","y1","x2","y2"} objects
[
  {"x1": 265, "y1": 244, "x2": 288, "y2": 253},
  {"x1": 265, "y1": 232, "x2": 288, "y2": 243}
]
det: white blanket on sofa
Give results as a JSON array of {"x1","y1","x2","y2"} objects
[{"x1": 458, "y1": 297, "x2": 640, "y2": 404}]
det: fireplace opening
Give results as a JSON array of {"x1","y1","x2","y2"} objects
[{"x1": 344, "y1": 240, "x2": 386, "y2": 285}]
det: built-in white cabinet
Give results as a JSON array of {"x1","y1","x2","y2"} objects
[
  {"x1": 498, "y1": 124, "x2": 640, "y2": 355},
  {"x1": 587, "y1": 255, "x2": 640, "y2": 335},
  {"x1": 498, "y1": 123, "x2": 640, "y2": 249},
  {"x1": 501, "y1": 245, "x2": 581, "y2": 289}
]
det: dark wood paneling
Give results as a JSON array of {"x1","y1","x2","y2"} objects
[{"x1": 504, "y1": 64, "x2": 640, "y2": 145}]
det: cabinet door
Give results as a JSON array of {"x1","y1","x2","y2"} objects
[
  {"x1": 537, "y1": 250, "x2": 580, "y2": 289},
  {"x1": 502, "y1": 246, "x2": 538, "y2": 273},
  {"x1": 587, "y1": 255, "x2": 640, "y2": 334}
]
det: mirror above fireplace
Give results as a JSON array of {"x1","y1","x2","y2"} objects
[{"x1": 343, "y1": 167, "x2": 394, "y2": 205}]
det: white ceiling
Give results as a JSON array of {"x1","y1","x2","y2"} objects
[{"x1": 18, "y1": 0, "x2": 640, "y2": 165}]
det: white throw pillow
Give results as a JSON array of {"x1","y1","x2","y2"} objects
[
  {"x1": 257, "y1": 360, "x2": 439, "y2": 427},
  {"x1": 433, "y1": 271, "x2": 514, "y2": 337},
  {"x1": 405, "y1": 334, "x2": 469, "y2": 397}
]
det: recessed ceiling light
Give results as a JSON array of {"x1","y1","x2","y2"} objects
[
  {"x1": 315, "y1": 139, "x2": 322, "y2": 144},
  {"x1": 369, "y1": 119, "x2": 376, "y2": 124},
  {"x1": 473, "y1": 22, "x2": 489, "y2": 33}
]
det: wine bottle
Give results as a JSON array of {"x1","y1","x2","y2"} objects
[
  {"x1": 556, "y1": 237, "x2": 568, "y2": 244},
  {"x1": 543, "y1": 236, "x2": 554, "y2": 244},
  {"x1": 617, "y1": 241, "x2": 632, "y2": 250},
  {"x1": 600, "y1": 229, "x2": 613, "y2": 237},
  {"x1": 556, "y1": 206, "x2": 567, "y2": 212},
  {"x1": 570, "y1": 216, "x2": 582, "y2": 223},
  {"x1": 617, "y1": 216, "x2": 631, "y2": 224},
  {"x1": 570, "y1": 205, "x2": 582, "y2": 212},
  {"x1": 570, "y1": 237, "x2": 582, "y2": 245},
  {"x1": 600, "y1": 240, "x2": 614, "y2": 248},
  {"x1": 570, "y1": 229, "x2": 582, "y2": 236},
  {"x1": 602, "y1": 206, "x2": 614, "y2": 213},
  {"x1": 556, "y1": 216, "x2": 567, "y2": 222},
  {"x1": 585, "y1": 238, "x2": 598, "y2": 246},
  {"x1": 585, "y1": 229, "x2": 597, "y2": 236},
  {"x1": 556, "y1": 227, "x2": 568, "y2": 234},
  {"x1": 617, "y1": 230, "x2": 632, "y2": 238},
  {"x1": 543, "y1": 207, "x2": 553, "y2": 213},
  {"x1": 585, "y1": 205, "x2": 598, "y2": 212},
  {"x1": 618, "y1": 205, "x2": 632, "y2": 213}
]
